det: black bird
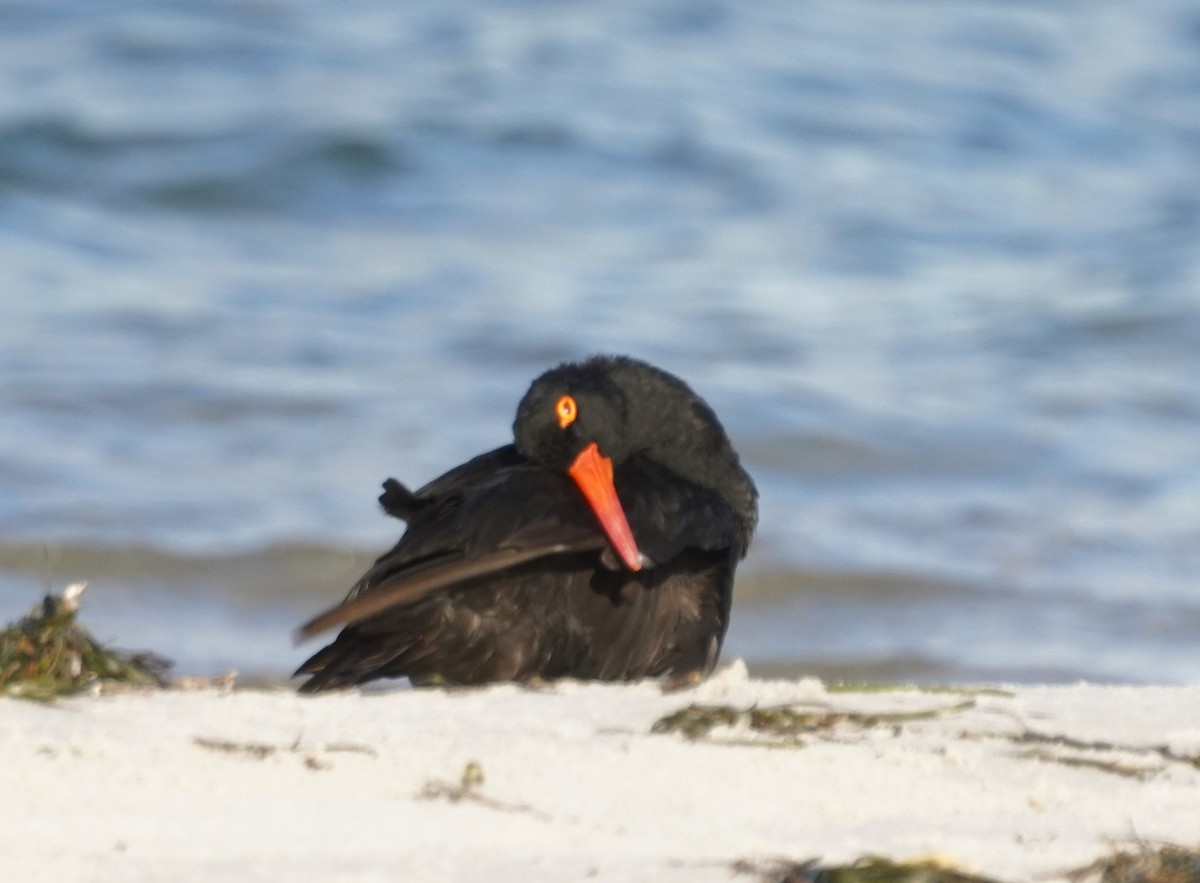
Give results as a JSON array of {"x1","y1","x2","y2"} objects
[{"x1": 294, "y1": 355, "x2": 757, "y2": 692}]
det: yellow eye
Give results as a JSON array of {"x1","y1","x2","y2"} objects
[{"x1": 555, "y1": 395, "x2": 578, "y2": 429}]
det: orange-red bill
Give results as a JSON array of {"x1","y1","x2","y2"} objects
[{"x1": 567, "y1": 443, "x2": 643, "y2": 572}]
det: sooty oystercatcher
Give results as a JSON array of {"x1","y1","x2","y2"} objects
[{"x1": 295, "y1": 354, "x2": 757, "y2": 691}]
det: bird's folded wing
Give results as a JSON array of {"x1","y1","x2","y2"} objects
[
  {"x1": 295, "y1": 528, "x2": 604, "y2": 641},
  {"x1": 296, "y1": 462, "x2": 607, "y2": 641}
]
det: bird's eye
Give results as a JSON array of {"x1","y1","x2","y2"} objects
[{"x1": 555, "y1": 395, "x2": 578, "y2": 429}]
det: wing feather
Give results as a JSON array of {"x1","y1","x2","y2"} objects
[{"x1": 296, "y1": 451, "x2": 607, "y2": 642}]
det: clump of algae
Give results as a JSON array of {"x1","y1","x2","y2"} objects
[
  {"x1": 653, "y1": 699, "x2": 974, "y2": 742},
  {"x1": 1069, "y1": 843, "x2": 1200, "y2": 883},
  {"x1": 0, "y1": 583, "x2": 171, "y2": 700},
  {"x1": 739, "y1": 856, "x2": 1005, "y2": 883}
]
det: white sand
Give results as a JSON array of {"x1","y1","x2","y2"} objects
[{"x1": 2, "y1": 662, "x2": 1198, "y2": 882}]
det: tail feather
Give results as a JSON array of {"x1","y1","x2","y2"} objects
[{"x1": 378, "y1": 478, "x2": 423, "y2": 521}]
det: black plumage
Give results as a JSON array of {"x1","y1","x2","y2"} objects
[{"x1": 295, "y1": 355, "x2": 757, "y2": 692}]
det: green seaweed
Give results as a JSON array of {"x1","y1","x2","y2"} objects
[
  {"x1": 0, "y1": 583, "x2": 171, "y2": 700},
  {"x1": 1068, "y1": 843, "x2": 1200, "y2": 883},
  {"x1": 1017, "y1": 748, "x2": 1154, "y2": 780},
  {"x1": 739, "y1": 856, "x2": 1006, "y2": 883},
  {"x1": 812, "y1": 857, "x2": 1004, "y2": 883},
  {"x1": 460, "y1": 759, "x2": 486, "y2": 790},
  {"x1": 740, "y1": 845, "x2": 1200, "y2": 883},
  {"x1": 653, "y1": 700, "x2": 975, "y2": 742},
  {"x1": 825, "y1": 683, "x2": 1014, "y2": 699},
  {"x1": 1012, "y1": 730, "x2": 1200, "y2": 778}
]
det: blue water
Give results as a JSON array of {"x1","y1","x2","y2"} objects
[{"x1": 2, "y1": 1, "x2": 1199, "y2": 684}]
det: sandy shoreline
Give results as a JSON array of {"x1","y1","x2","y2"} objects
[{"x1": 3, "y1": 662, "x2": 1198, "y2": 882}]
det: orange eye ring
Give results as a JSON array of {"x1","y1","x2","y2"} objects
[{"x1": 555, "y1": 395, "x2": 578, "y2": 429}]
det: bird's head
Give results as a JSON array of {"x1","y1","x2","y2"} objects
[
  {"x1": 514, "y1": 354, "x2": 757, "y2": 571},
  {"x1": 514, "y1": 358, "x2": 643, "y2": 571}
]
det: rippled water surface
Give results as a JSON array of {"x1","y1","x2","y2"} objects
[{"x1": 2, "y1": 1, "x2": 1198, "y2": 683}]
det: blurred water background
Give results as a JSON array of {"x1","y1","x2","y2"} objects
[{"x1": 2, "y1": 1, "x2": 1198, "y2": 685}]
